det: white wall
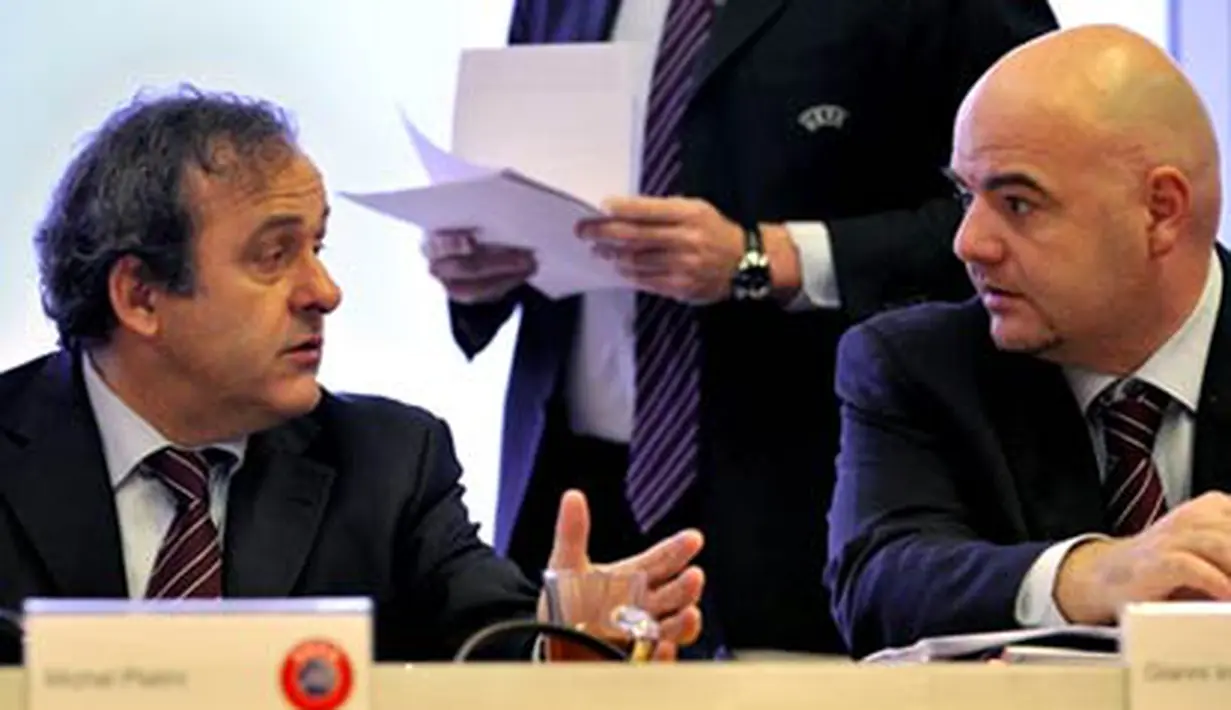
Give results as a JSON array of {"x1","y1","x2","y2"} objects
[
  {"x1": 1172, "y1": 1, "x2": 1231, "y2": 244},
  {"x1": 1049, "y1": 0, "x2": 1170, "y2": 49},
  {"x1": 1050, "y1": 1, "x2": 1231, "y2": 244}
]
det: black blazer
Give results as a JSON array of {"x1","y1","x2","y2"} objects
[
  {"x1": 453, "y1": 0, "x2": 1058, "y2": 654},
  {"x1": 0, "y1": 351, "x2": 537, "y2": 664},
  {"x1": 826, "y1": 249, "x2": 1231, "y2": 658}
]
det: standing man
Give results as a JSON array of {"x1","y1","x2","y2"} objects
[{"x1": 427, "y1": 0, "x2": 1057, "y2": 656}]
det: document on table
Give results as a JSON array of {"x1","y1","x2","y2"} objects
[
  {"x1": 997, "y1": 645, "x2": 1122, "y2": 666},
  {"x1": 861, "y1": 626, "x2": 1120, "y2": 664},
  {"x1": 340, "y1": 42, "x2": 656, "y2": 299}
]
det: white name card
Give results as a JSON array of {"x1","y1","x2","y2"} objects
[
  {"x1": 23, "y1": 597, "x2": 372, "y2": 710},
  {"x1": 1123, "y1": 601, "x2": 1231, "y2": 710}
]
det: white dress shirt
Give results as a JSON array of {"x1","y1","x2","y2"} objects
[
  {"x1": 1015, "y1": 251, "x2": 1223, "y2": 626},
  {"x1": 81, "y1": 356, "x2": 247, "y2": 598},
  {"x1": 566, "y1": 0, "x2": 842, "y2": 441}
]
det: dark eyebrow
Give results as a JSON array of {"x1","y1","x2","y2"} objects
[
  {"x1": 250, "y1": 205, "x2": 330, "y2": 241},
  {"x1": 983, "y1": 171, "x2": 1050, "y2": 196},
  {"x1": 251, "y1": 215, "x2": 304, "y2": 237},
  {"x1": 941, "y1": 167, "x2": 1052, "y2": 198}
]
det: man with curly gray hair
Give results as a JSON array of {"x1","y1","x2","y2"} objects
[{"x1": 0, "y1": 87, "x2": 704, "y2": 665}]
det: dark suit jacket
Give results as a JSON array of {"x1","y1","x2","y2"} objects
[
  {"x1": 452, "y1": 0, "x2": 1058, "y2": 653},
  {"x1": 0, "y1": 351, "x2": 537, "y2": 664},
  {"x1": 826, "y1": 250, "x2": 1231, "y2": 658}
]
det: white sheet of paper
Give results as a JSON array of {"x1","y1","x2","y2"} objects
[
  {"x1": 453, "y1": 42, "x2": 653, "y2": 206},
  {"x1": 403, "y1": 113, "x2": 493, "y2": 184},
  {"x1": 339, "y1": 42, "x2": 654, "y2": 299},
  {"x1": 341, "y1": 173, "x2": 626, "y2": 298}
]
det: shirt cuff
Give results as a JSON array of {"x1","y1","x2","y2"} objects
[
  {"x1": 781, "y1": 221, "x2": 840, "y2": 311},
  {"x1": 1014, "y1": 534, "x2": 1111, "y2": 627}
]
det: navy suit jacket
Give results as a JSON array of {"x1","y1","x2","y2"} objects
[
  {"x1": 451, "y1": 0, "x2": 1058, "y2": 653},
  {"x1": 0, "y1": 351, "x2": 537, "y2": 664},
  {"x1": 826, "y1": 250, "x2": 1231, "y2": 658}
]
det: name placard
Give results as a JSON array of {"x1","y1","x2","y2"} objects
[
  {"x1": 1123, "y1": 601, "x2": 1231, "y2": 710},
  {"x1": 24, "y1": 597, "x2": 371, "y2": 710}
]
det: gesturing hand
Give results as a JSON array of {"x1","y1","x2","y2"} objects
[{"x1": 540, "y1": 490, "x2": 705, "y2": 660}]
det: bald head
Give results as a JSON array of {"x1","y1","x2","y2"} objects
[
  {"x1": 949, "y1": 25, "x2": 1224, "y2": 374},
  {"x1": 958, "y1": 24, "x2": 1220, "y2": 244}
]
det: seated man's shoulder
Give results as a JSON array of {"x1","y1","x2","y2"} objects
[
  {"x1": 316, "y1": 391, "x2": 447, "y2": 441},
  {"x1": 303, "y1": 392, "x2": 463, "y2": 484},
  {"x1": 838, "y1": 299, "x2": 992, "y2": 389},
  {"x1": 850, "y1": 298, "x2": 988, "y2": 350},
  {"x1": 0, "y1": 352, "x2": 64, "y2": 408}
]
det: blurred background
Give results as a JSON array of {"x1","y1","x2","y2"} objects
[{"x1": 0, "y1": 0, "x2": 1223, "y2": 542}]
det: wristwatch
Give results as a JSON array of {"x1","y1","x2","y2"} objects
[{"x1": 731, "y1": 225, "x2": 772, "y2": 300}]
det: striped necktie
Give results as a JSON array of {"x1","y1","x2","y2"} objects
[
  {"x1": 1095, "y1": 380, "x2": 1172, "y2": 536},
  {"x1": 143, "y1": 447, "x2": 231, "y2": 598},
  {"x1": 626, "y1": 0, "x2": 715, "y2": 532}
]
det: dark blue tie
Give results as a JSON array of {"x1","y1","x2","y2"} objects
[{"x1": 626, "y1": 0, "x2": 714, "y2": 532}]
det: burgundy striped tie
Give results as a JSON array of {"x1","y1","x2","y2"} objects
[
  {"x1": 626, "y1": 0, "x2": 715, "y2": 532},
  {"x1": 143, "y1": 447, "x2": 229, "y2": 599},
  {"x1": 1096, "y1": 380, "x2": 1171, "y2": 536}
]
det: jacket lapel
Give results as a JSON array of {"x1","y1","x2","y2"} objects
[
  {"x1": 223, "y1": 412, "x2": 335, "y2": 597},
  {"x1": 496, "y1": 293, "x2": 578, "y2": 551},
  {"x1": 693, "y1": 0, "x2": 788, "y2": 93},
  {"x1": 982, "y1": 346, "x2": 1107, "y2": 538},
  {"x1": 0, "y1": 351, "x2": 127, "y2": 597},
  {"x1": 1192, "y1": 248, "x2": 1231, "y2": 496}
]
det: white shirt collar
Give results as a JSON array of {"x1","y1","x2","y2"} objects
[
  {"x1": 1065, "y1": 251, "x2": 1223, "y2": 416},
  {"x1": 81, "y1": 354, "x2": 248, "y2": 489}
]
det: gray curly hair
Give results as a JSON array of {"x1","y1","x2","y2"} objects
[{"x1": 34, "y1": 85, "x2": 299, "y2": 349}]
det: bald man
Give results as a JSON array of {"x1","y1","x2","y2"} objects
[{"x1": 824, "y1": 24, "x2": 1231, "y2": 659}]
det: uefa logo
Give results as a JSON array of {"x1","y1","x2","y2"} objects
[{"x1": 280, "y1": 639, "x2": 354, "y2": 710}]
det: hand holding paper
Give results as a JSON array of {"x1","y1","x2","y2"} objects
[
  {"x1": 423, "y1": 229, "x2": 537, "y2": 305},
  {"x1": 579, "y1": 196, "x2": 747, "y2": 305},
  {"x1": 341, "y1": 118, "x2": 625, "y2": 299},
  {"x1": 341, "y1": 42, "x2": 656, "y2": 299}
]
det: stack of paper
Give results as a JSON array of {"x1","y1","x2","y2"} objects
[
  {"x1": 341, "y1": 42, "x2": 656, "y2": 299},
  {"x1": 997, "y1": 645, "x2": 1121, "y2": 666},
  {"x1": 861, "y1": 626, "x2": 1120, "y2": 664}
]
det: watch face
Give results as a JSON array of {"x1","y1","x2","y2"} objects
[{"x1": 734, "y1": 252, "x2": 772, "y2": 300}]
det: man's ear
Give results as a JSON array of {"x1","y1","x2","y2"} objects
[
  {"x1": 107, "y1": 255, "x2": 162, "y2": 338},
  {"x1": 1144, "y1": 166, "x2": 1192, "y2": 258}
]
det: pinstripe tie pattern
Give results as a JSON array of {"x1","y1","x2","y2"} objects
[
  {"x1": 143, "y1": 447, "x2": 229, "y2": 599},
  {"x1": 1096, "y1": 380, "x2": 1171, "y2": 536},
  {"x1": 626, "y1": 0, "x2": 714, "y2": 532}
]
